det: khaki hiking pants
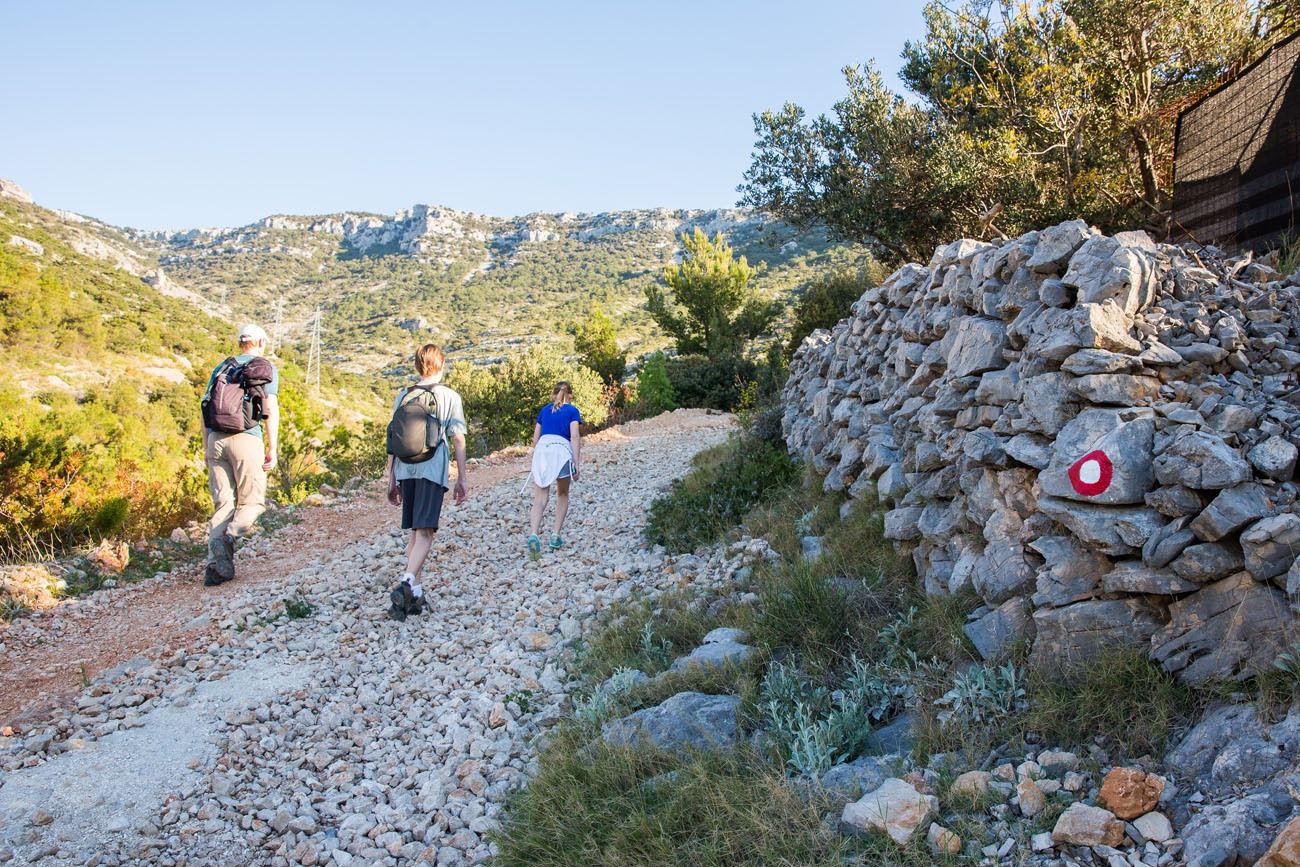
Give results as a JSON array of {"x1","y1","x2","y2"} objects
[{"x1": 206, "y1": 430, "x2": 267, "y2": 549}]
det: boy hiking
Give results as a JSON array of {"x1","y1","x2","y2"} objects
[
  {"x1": 201, "y1": 323, "x2": 279, "y2": 587},
  {"x1": 526, "y1": 380, "x2": 582, "y2": 560},
  {"x1": 384, "y1": 344, "x2": 469, "y2": 620}
]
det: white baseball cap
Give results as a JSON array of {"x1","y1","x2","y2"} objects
[{"x1": 238, "y1": 323, "x2": 268, "y2": 343}]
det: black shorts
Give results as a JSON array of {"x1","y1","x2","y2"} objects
[{"x1": 400, "y1": 478, "x2": 446, "y2": 530}]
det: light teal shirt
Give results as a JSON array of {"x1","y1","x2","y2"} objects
[{"x1": 391, "y1": 382, "x2": 467, "y2": 489}]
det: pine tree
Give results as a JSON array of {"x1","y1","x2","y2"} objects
[{"x1": 645, "y1": 229, "x2": 778, "y2": 358}]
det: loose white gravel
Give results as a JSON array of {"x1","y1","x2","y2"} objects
[{"x1": 0, "y1": 413, "x2": 735, "y2": 866}]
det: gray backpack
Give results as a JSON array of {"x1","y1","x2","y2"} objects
[{"x1": 386, "y1": 385, "x2": 444, "y2": 463}]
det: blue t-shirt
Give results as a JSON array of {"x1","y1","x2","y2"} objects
[
  {"x1": 205, "y1": 354, "x2": 279, "y2": 438},
  {"x1": 537, "y1": 402, "x2": 581, "y2": 439}
]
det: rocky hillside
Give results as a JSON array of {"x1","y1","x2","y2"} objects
[
  {"x1": 122, "y1": 197, "x2": 868, "y2": 373},
  {"x1": 784, "y1": 220, "x2": 1300, "y2": 683},
  {"x1": 4, "y1": 176, "x2": 870, "y2": 376}
]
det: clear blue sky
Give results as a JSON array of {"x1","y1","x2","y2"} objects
[{"x1": 2, "y1": 1, "x2": 929, "y2": 229}]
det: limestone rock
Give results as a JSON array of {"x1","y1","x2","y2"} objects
[
  {"x1": 1151, "y1": 572, "x2": 1294, "y2": 682},
  {"x1": 701, "y1": 627, "x2": 749, "y2": 645},
  {"x1": 947, "y1": 316, "x2": 1009, "y2": 377},
  {"x1": 964, "y1": 597, "x2": 1034, "y2": 661},
  {"x1": 1133, "y1": 811, "x2": 1173, "y2": 844},
  {"x1": 1027, "y1": 219, "x2": 1093, "y2": 274},
  {"x1": 9, "y1": 235, "x2": 44, "y2": 256},
  {"x1": 1154, "y1": 429, "x2": 1251, "y2": 490},
  {"x1": 1061, "y1": 348, "x2": 1142, "y2": 375},
  {"x1": 1142, "y1": 516, "x2": 1196, "y2": 568},
  {"x1": 841, "y1": 778, "x2": 938, "y2": 845},
  {"x1": 1068, "y1": 374, "x2": 1161, "y2": 406},
  {"x1": 1062, "y1": 233, "x2": 1157, "y2": 315},
  {"x1": 820, "y1": 756, "x2": 894, "y2": 802},
  {"x1": 1030, "y1": 535, "x2": 1109, "y2": 607},
  {"x1": 1189, "y1": 483, "x2": 1272, "y2": 542},
  {"x1": 1101, "y1": 560, "x2": 1199, "y2": 595},
  {"x1": 1240, "y1": 514, "x2": 1300, "y2": 580},
  {"x1": 1029, "y1": 598, "x2": 1163, "y2": 669},
  {"x1": 926, "y1": 822, "x2": 962, "y2": 855},
  {"x1": 1180, "y1": 793, "x2": 1287, "y2": 867},
  {"x1": 1249, "y1": 436, "x2": 1298, "y2": 482},
  {"x1": 1051, "y1": 802, "x2": 1126, "y2": 848},
  {"x1": 88, "y1": 539, "x2": 129, "y2": 574},
  {"x1": 949, "y1": 770, "x2": 992, "y2": 799},
  {"x1": 601, "y1": 692, "x2": 740, "y2": 754},
  {"x1": 1017, "y1": 778, "x2": 1047, "y2": 817},
  {"x1": 1038, "y1": 410, "x2": 1155, "y2": 505},
  {"x1": 1037, "y1": 495, "x2": 1163, "y2": 556},
  {"x1": 668, "y1": 639, "x2": 753, "y2": 672},
  {"x1": 1169, "y1": 541, "x2": 1244, "y2": 582}
]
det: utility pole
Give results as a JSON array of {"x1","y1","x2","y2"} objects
[
  {"x1": 307, "y1": 306, "x2": 322, "y2": 396},
  {"x1": 270, "y1": 297, "x2": 285, "y2": 355}
]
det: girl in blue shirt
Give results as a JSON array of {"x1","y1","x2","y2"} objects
[{"x1": 527, "y1": 381, "x2": 582, "y2": 558}]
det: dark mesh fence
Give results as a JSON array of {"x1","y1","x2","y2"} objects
[{"x1": 1172, "y1": 32, "x2": 1300, "y2": 252}]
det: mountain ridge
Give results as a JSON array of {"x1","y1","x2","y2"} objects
[{"x1": 2, "y1": 176, "x2": 872, "y2": 373}]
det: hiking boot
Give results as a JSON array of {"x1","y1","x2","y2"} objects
[
  {"x1": 389, "y1": 582, "x2": 414, "y2": 621},
  {"x1": 549, "y1": 534, "x2": 564, "y2": 550},
  {"x1": 527, "y1": 534, "x2": 542, "y2": 561},
  {"x1": 388, "y1": 581, "x2": 425, "y2": 620},
  {"x1": 207, "y1": 535, "x2": 235, "y2": 584},
  {"x1": 203, "y1": 563, "x2": 232, "y2": 587}
]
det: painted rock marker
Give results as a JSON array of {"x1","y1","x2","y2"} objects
[{"x1": 1069, "y1": 449, "x2": 1113, "y2": 497}]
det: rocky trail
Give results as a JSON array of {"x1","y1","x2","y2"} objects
[{"x1": 0, "y1": 409, "x2": 734, "y2": 866}]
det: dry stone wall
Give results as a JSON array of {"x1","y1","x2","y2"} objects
[{"x1": 783, "y1": 220, "x2": 1300, "y2": 682}]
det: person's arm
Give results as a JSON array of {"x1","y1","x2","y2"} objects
[
  {"x1": 569, "y1": 420, "x2": 581, "y2": 481},
  {"x1": 262, "y1": 395, "x2": 279, "y2": 471},
  {"x1": 452, "y1": 433, "x2": 469, "y2": 504},
  {"x1": 385, "y1": 455, "x2": 400, "y2": 505},
  {"x1": 531, "y1": 423, "x2": 542, "y2": 449}
]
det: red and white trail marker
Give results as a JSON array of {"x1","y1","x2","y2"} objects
[{"x1": 1068, "y1": 449, "x2": 1113, "y2": 497}]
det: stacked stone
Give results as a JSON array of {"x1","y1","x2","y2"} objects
[{"x1": 783, "y1": 220, "x2": 1300, "y2": 682}]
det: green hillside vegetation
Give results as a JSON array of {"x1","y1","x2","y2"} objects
[
  {"x1": 0, "y1": 188, "x2": 877, "y2": 563},
  {"x1": 0, "y1": 198, "x2": 391, "y2": 558},
  {"x1": 140, "y1": 215, "x2": 873, "y2": 372}
]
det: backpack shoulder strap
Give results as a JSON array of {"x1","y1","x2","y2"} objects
[{"x1": 203, "y1": 357, "x2": 238, "y2": 400}]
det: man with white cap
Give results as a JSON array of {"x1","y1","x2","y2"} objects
[{"x1": 200, "y1": 323, "x2": 280, "y2": 586}]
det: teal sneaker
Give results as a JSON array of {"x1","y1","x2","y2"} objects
[
  {"x1": 549, "y1": 534, "x2": 564, "y2": 550},
  {"x1": 527, "y1": 534, "x2": 542, "y2": 561}
]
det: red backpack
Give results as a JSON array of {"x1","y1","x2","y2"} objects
[{"x1": 202, "y1": 357, "x2": 275, "y2": 433}]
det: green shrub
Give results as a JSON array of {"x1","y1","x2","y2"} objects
[
  {"x1": 1022, "y1": 646, "x2": 1196, "y2": 758},
  {"x1": 573, "y1": 304, "x2": 626, "y2": 385},
  {"x1": 785, "y1": 269, "x2": 880, "y2": 358},
  {"x1": 754, "y1": 564, "x2": 856, "y2": 673},
  {"x1": 493, "y1": 729, "x2": 846, "y2": 867},
  {"x1": 665, "y1": 354, "x2": 758, "y2": 411},
  {"x1": 446, "y1": 347, "x2": 608, "y2": 456},
  {"x1": 632, "y1": 351, "x2": 677, "y2": 416},
  {"x1": 761, "y1": 657, "x2": 909, "y2": 775},
  {"x1": 574, "y1": 591, "x2": 720, "y2": 683},
  {"x1": 644, "y1": 434, "x2": 798, "y2": 552}
]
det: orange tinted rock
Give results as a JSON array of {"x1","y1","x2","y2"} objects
[
  {"x1": 89, "y1": 539, "x2": 129, "y2": 574},
  {"x1": 1099, "y1": 767, "x2": 1164, "y2": 820},
  {"x1": 1260, "y1": 816, "x2": 1300, "y2": 867}
]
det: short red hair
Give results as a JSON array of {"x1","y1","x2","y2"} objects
[{"x1": 415, "y1": 344, "x2": 445, "y2": 378}]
